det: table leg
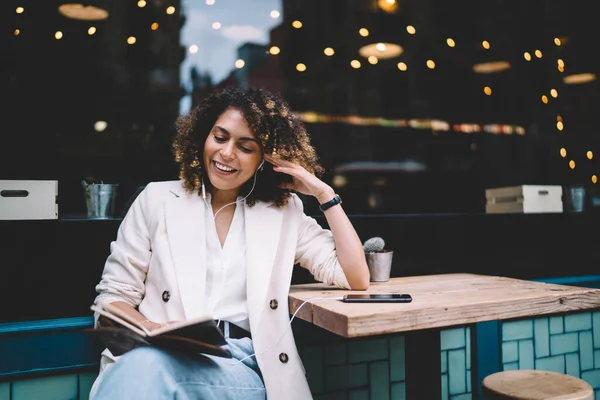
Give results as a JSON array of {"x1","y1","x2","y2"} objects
[{"x1": 405, "y1": 328, "x2": 442, "y2": 399}]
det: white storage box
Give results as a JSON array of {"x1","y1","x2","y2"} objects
[
  {"x1": 485, "y1": 185, "x2": 563, "y2": 214},
  {"x1": 0, "y1": 180, "x2": 58, "y2": 220}
]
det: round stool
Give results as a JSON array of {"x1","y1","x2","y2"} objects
[{"x1": 482, "y1": 370, "x2": 593, "y2": 400}]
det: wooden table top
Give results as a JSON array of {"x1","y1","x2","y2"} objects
[{"x1": 288, "y1": 273, "x2": 600, "y2": 338}]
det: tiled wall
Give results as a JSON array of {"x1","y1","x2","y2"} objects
[
  {"x1": 0, "y1": 371, "x2": 97, "y2": 400},
  {"x1": 299, "y1": 335, "x2": 406, "y2": 400},
  {"x1": 441, "y1": 327, "x2": 471, "y2": 400},
  {"x1": 501, "y1": 311, "x2": 600, "y2": 399}
]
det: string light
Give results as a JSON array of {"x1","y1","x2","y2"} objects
[
  {"x1": 55, "y1": 31, "x2": 63, "y2": 40},
  {"x1": 137, "y1": 1, "x2": 146, "y2": 8},
  {"x1": 212, "y1": 22, "x2": 221, "y2": 30},
  {"x1": 292, "y1": 20, "x2": 302, "y2": 29},
  {"x1": 166, "y1": 6, "x2": 175, "y2": 15},
  {"x1": 560, "y1": 148, "x2": 567, "y2": 157},
  {"x1": 359, "y1": 28, "x2": 369, "y2": 37},
  {"x1": 368, "y1": 56, "x2": 378, "y2": 65},
  {"x1": 524, "y1": 52, "x2": 531, "y2": 61},
  {"x1": 296, "y1": 63, "x2": 307, "y2": 72},
  {"x1": 324, "y1": 47, "x2": 334, "y2": 56},
  {"x1": 235, "y1": 59, "x2": 245, "y2": 68},
  {"x1": 593, "y1": 175, "x2": 598, "y2": 184},
  {"x1": 88, "y1": 26, "x2": 96, "y2": 35},
  {"x1": 397, "y1": 62, "x2": 407, "y2": 71},
  {"x1": 16, "y1": 7, "x2": 24, "y2": 14},
  {"x1": 269, "y1": 46, "x2": 280, "y2": 55},
  {"x1": 14, "y1": 29, "x2": 20, "y2": 36},
  {"x1": 569, "y1": 160, "x2": 575, "y2": 169},
  {"x1": 206, "y1": 0, "x2": 215, "y2": 4},
  {"x1": 541, "y1": 95, "x2": 548, "y2": 104},
  {"x1": 426, "y1": 60, "x2": 435, "y2": 69},
  {"x1": 550, "y1": 89, "x2": 558, "y2": 98},
  {"x1": 534, "y1": 49, "x2": 542, "y2": 58},
  {"x1": 270, "y1": 10, "x2": 280, "y2": 18},
  {"x1": 127, "y1": 36, "x2": 136, "y2": 44},
  {"x1": 151, "y1": 22, "x2": 159, "y2": 30},
  {"x1": 482, "y1": 40, "x2": 490, "y2": 49},
  {"x1": 484, "y1": 86, "x2": 492, "y2": 95},
  {"x1": 350, "y1": 60, "x2": 361, "y2": 69},
  {"x1": 554, "y1": 37, "x2": 561, "y2": 46},
  {"x1": 587, "y1": 151, "x2": 593, "y2": 160},
  {"x1": 446, "y1": 38, "x2": 455, "y2": 47},
  {"x1": 406, "y1": 25, "x2": 416, "y2": 35},
  {"x1": 189, "y1": 44, "x2": 198, "y2": 54}
]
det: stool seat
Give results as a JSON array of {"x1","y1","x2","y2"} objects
[{"x1": 482, "y1": 370, "x2": 593, "y2": 400}]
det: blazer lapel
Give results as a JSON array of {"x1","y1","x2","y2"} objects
[
  {"x1": 245, "y1": 201, "x2": 283, "y2": 321},
  {"x1": 164, "y1": 188, "x2": 207, "y2": 320}
]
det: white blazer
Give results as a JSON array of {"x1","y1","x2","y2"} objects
[{"x1": 93, "y1": 180, "x2": 351, "y2": 399}]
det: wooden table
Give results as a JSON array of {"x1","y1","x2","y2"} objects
[{"x1": 289, "y1": 273, "x2": 600, "y2": 398}]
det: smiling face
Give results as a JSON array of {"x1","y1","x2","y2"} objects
[{"x1": 203, "y1": 107, "x2": 263, "y2": 198}]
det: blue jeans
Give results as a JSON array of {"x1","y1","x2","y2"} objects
[{"x1": 91, "y1": 337, "x2": 266, "y2": 399}]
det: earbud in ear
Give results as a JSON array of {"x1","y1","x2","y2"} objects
[
  {"x1": 201, "y1": 181, "x2": 206, "y2": 200},
  {"x1": 258, "y1": 159, "x2": 265, "y2": 172}
]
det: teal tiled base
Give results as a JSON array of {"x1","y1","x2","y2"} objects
[
  {"x1": 501, "y1": 311, "x2": 600, "y2": 398},
  {"x1": 0, "y1": 371, "x2": 98, "y2": 400}
]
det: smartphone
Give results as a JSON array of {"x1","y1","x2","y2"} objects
[{"x1": 342, "y1": 294, "x2": 413, "y2": 303}]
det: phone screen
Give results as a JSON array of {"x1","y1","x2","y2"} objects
[{"x1": 343, "y1": 294, "x2": 412, "y2": 302}]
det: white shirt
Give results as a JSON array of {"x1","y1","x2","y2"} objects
[{"x1": 203, "y1": 195, "x2": 250, "y2": 332}]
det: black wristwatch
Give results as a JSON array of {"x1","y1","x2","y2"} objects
[{"x1": 319, "y1": 194, "x2": 342, "y2": 212}]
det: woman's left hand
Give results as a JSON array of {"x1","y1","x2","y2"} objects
[{"x1": 264, "y1": 154, "x2": 334, "y2": 202}]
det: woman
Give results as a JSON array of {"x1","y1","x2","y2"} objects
[{"x1": 90, "y1": 87, "x2": 370, "y2": 399}]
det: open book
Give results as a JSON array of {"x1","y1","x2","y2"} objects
[{"x1": 87, "y1": 301, "x2": 231, "y2": 358}]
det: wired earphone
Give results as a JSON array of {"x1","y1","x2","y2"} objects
[{"x1": 202, "y1": 158, "x2": 265, "y2": 219}]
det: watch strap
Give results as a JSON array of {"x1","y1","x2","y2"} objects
[{"x1": 319, "y1": 194, "x2": 342, "y2": 212}]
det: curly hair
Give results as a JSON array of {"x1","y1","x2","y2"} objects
[{"x1": 172, "y1": 87, "x2": 324, "y2": 208}]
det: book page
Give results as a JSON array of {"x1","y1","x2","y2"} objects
[{"x1": 91, "y1": 304, "x2": 148, "y2": 337}]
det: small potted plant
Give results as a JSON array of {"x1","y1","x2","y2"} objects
[{"x1": 363, "y1": 237, "x2": 393, "y2": 282}]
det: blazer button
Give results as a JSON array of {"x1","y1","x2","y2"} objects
[
  {"x1": 279, "y1": 352, "x2": 289, "y2": 363},
  {"x1": 162, "y1": 291, "x2": 170, "y2": 302},
  {"x1": 269, "y1": 299, "x2": 278, "y2": 310}
]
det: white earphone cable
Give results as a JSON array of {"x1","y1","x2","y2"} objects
[{"x1": 235, "y1": 296, "x2": 343, "y2": 364}]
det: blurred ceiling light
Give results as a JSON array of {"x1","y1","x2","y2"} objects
[
  {"x1": 206, "y1": 0, "x2": 215, "y2": 4},
  {"x1": 151, "y1": 22, "x2": 159, "y2": 30},
  {"x1": 397, "y1": 62, "x2": 407, "y2": 71},
  {"x1": 378, "y1": 0, "x2": 398, "y2": 13},
  {"x1": 406, "y1": 25, "x2": 416, "y2": 35},
  {"x1": 524, "y1": 52, "x2": 531, "y2": 61},
  {"x1": 541, "y1": 95, "x2": 548, "y2": 104},
  {"x1": 587, "y1": 151, "x2": 593, "y2": 160},
  {"x1": 550, "y1": 89, "x2": 558, "y2": 98},
  {"x1": 58, "y1": 4, "x2": 109, "y2": 20},
  {"x1": 137, "y1": 0, "x2": 146, "y2": 8},
  {"x1": 484, "y1": 86, "x2": 492, "y2": 95},
  {"x1": 358, "y1": 42, "x2": 402, "y2": 60},
  {"x1": 296, "y1": 63, "x2": 307, "y2": 72},
  {"x1": 270, "y1": 10, "x2": 280, "y2": 18},
  {"x1": 324, "y1": 47, "x2": 335, "y2": 56},
  {"x1": 269, "y1": 46, "x2": 280, "y2": 55},
  {"x1": 368, "y1": 56, "x2": 378, "y2": 64},
  {"x1": 350, "y1": 60, "x2": 361, "y2": 69},
  {"x1": 563, "y1": 73, "x2": 597, "y2": 85},
  {"x1": 55, "y1": 31, "x2": 63, "y2": 40},
  {"x1": 166, "y1": 6, "x2": 175, "y2": 14},
  {"x1": 593, "y1": 175, "x2": 598, "y2": 184},
  {"x1": 235, "y1": 59, "x2": 245, "y2": 68},
  {"x1": 554, "y1": 37, "x2": 561, "y2": 46},
  {"x1": 446, "y1": 38, "x2": 455, "y2": 47},
  {"x1": 534, "y1": 49, "x2": 542, "y2": 58},
  {"x1": 472, "y1": 61, "x2": 511, "y2": 74},
  {"x1": 292, "y1": 20, "x2": 302, "y2": 28},
  {"x1": 14, "y1": 29, "x2": 20, "y2": 36},
  {"x1": 558, "y1": 59, "x2": 565, "y2": 67},
  {"x1": 94, "y1": 121, "x2": 107, "y2": 132},
  {"x1": 569, "y1": 160, "x2": 575, "y2": 169},
  {"x1": 359, "y1": 28, "x2": 369, "y2": 37},
  {"x1": 560, "y1": 148, "x2": 567, "y2": 157},
  {"x1": 482, "y1": 40, "x2": 490, "y2": 49},
  {"x1": 189, "y1": 44, "x2": 199, "y2": 54},
  {"x1": 212, "y1": 22, "x2": 221, "y2": 30},
  {"x1": 16, "y1": 7, "x2": 24, "y2": 13},
  {"x1": 127, "y1": 36, "x2": 136, "y2": 44},
  {"x1": 557, "y1": 121, "x2": 564, "y2": 130},
  {"x1": 88, "y1": 26, "x2": 96, "y2": 35},
  {"x1": 426, "y1": 59, "x2": 435, "y2": 69}
]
